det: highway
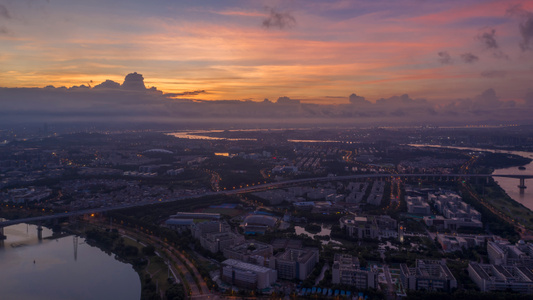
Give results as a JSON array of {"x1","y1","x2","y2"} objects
[{"x1": 1, "y1": 173, "x2": 529, "y2": 228}]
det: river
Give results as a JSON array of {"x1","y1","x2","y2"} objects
[
  {"x1": 168, "y1": 129, "x2": 342, "y2": 143},
  {"x1": 409, "y1": 144, "x2": 533, "y2": 212},
  {"x1": 0, "y1": 223, "x2": 141, "y2": 300}
]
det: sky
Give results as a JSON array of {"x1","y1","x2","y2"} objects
[{"x1": 1, "y1": 0, "x2": 533, "y2": 125}]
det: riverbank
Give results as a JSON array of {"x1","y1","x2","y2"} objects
[{"x1": 69, "y1": 222, "x2": 184, "y2": 300}]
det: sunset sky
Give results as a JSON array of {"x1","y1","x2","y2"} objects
[{"x1": 1, "y1": 0, "x2": 533, "y2": 105}]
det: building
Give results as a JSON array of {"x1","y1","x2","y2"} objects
[
  {"x1": 436, "y1": 234, "x2": 487, "y2": 252},
  {"x1": 221, "y1": 259, "x2": 277, "y2": 289},
  {"x1": 201, "y1": 231, "x2": 245, "y2": 253},
  {"x1": 242, "y1": 214, "x2": 278, "y2": 235},
  {"x1": 272, "y1": 165, "x2": 298, "y2": 174},
  {"x1": 400, "y1": 259, "x2": 457, "y2": 292},
  {"x1": 339, "y1": 215, "x2": 397, "y2": 239},
  {"x1": 271, "y1": 239, "x2": 303, "y2": 250},
  {"x1": 275, "y1": 248, "x2": 319, "y2": 280},
  {"x1": 428, "y1": 191, "x2": 482, "y2": 230},
  {"x1": 424, "y1": 215, "x2": 482, "y2": 231},
  {"x1": 331, "y1": 254, "x2": 377, "y2": 289},
  {"x1": 192, "y1": 220, "x2": 231, "y2": 239},
  {"x1": 488, "y1": 241, "x2": 508, "y2": 265},
  {"x1": 166, "y1": 168, "x2": 184, "y2": 175},
  {"x1": 468, "y1": 262, "x2": 533, "y2": 293},
  {"x1": 223, "y1": 240, "x2": 274, "y2": 268},
  {"x1": 164, "y1": 218, "x2": 194, "y2": 233},
  {"x1": 487, "y1": 241, "x2": 531, "y2": 265},
  {"x1": 170, "y1": 212, "x2": 221, "y2": 220},
  {"x1": 406, "y1": 196, "x2": 431, "y2": 215},
  {"x1": 293, "y1": 201, "x2": 315, "y2": 211},
  {"x1": 192, "y1": 220, "x2": 244, "y2": 253},
  {"x1": 367, "y1": 181, "x2": 385, "y2": 206}
]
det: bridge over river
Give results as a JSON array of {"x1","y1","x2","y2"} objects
[{"x1": 1, "y1": 173, "x2": 531, "y2": 237}]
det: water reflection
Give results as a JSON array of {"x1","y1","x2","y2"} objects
[
  {"x1": 294, "y1": 224, "x2": 342, "y2": 245},
  {"x1": 0, "y1": 223, "x2": 140, "y2": 300},
  {"x1": 493, "y1": 161, "x2": 533, "y2": 211}
]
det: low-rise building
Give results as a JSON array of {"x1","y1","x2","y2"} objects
[
  {"x1": 192, "y1": 220, "x2": 244, "y2": 253},
  {"x1": 221, "y1": 259, "x2": 277, "y2": 289},
  {"x1": 406, "y1": 196, "x2": 431, "y2": 215},
  {"x1": 223, "y1": 240, "x2": 274, "y2": 268},
  {"x1": 164, "y1": 218, "x2": 194, "y2": 233},
  {"x1": 436, "y1": 234, "x2": 487, "y2": 252},
  {"x1": 331, "y1": 254, "x2": 377, "y2": 289},
  {"x1": 468, "y1": 262, "x2": 533, "y2": 293},
  {"x1": 400, "y1": 259, "x2": 457, "y2": 292},
  {"x1": 339, "y1": 215, "x2": 397, "y2": 239},
  {"x1": 192, "y1": 220, "x2": 231, "y2": 239},
  {"x1": 275, "y1": 248, "x2": 319, "y2": 280},
  {"x1": 488, "y1": 241, "x2": 532, "y2": 266},
  {"x1": 242, "y1": 214, "x2": 278, "y2": 235}
]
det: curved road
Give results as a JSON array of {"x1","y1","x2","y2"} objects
[{"x1": 104, "y1": 222, "x2": 212, "y2": 298}]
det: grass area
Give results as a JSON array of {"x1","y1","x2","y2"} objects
[
  {"x1": 146, "y1": 255, "x2": 173, "y2": 290},
  {"x1": 478, "y1": 185, "x2": 533, "y2": 231}
]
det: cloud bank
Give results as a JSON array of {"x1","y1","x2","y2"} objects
[{"x1": 1, "y1": 73, "x2": 532, "y2": 126}]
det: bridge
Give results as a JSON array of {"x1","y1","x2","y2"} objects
[{"x1": 1, "y1": 173, "x2": 531, "y2": 236}]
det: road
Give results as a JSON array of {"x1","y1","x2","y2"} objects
[
  {"x1": 1, "y1": 172, "x2": 528, "y2": 229},
  {"x1": 383, "y1": 265, "x2": 396, "y2": 300},
  {"x1": 102, "y1": 221, "x2": 212, "y2": 299},
  {"x1": 462, "y1": 182, "x2": 533, "y2": 239}
]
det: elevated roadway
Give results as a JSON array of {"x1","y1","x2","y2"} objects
[{"x1": 1, "y1": 173, "x2": 531, "y2": 229}]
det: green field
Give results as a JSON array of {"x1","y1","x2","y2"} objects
[{"x1": 481, "y1": 185, "x2": 533, "y2": 231}]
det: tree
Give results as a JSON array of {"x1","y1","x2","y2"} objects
[
  {"x1": 165, "y1": 284, "x2": 185, "y2": 300},
  {"x1": 143, "y1": 245, "x2": 156, "y2": 256}
]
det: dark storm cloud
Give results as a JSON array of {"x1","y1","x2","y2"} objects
[
  {"x1": 276, "y1": 96, "x2": 300, "y2": 104},
  {"x1": 477, "y1": 28, "x2": 509, "y2": 58},
  {"x1": 375, "y1": 94, "x2": 429, "y2": 108},
  {"x1": 437, "y1": 51, "x2": 453, "y2": 65},
  {"x1": 121, "y1": 72, "x2": 146, "y2": 90},
  {"x1": 507, "y1": 5, "x2": 533, "y2": 51},
  {"x1": 348, "y1": 93, "x2": 370, "y2": 105},
  {"x1": 480, "y1": 70, "x2": 506, "y2": 78},
  {"x1": 93, "y1": 80, "x2": 121, "y2": 89},
  {"x1": 165, "y1": 90, "x2": 207, "y2": 97},
  {"x1": 0, "y1": 26, "x2": 8, "y2": 35},
  {"x1": 478, "y1": 29, "x2": 498, "y2": 49},
  {"x1": 460, "y1": 53, "x2": 479, "y2": 63},
  {"x1": 445, "y1": 89, "x2": 515, "y2": 116},
  {"x1": 0, "y1": 4, "x2": 11, "y2": 19},
  {"x1": 262, "y1": 7, "x2": 296, "y2": 29}
]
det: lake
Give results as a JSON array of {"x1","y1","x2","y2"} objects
[{"x1": 0, "y1": 223, "x2": 141, "y2": 300}]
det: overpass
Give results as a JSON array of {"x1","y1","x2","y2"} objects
[{"x1": 1, "y1": 173, "x2": 531, "y2": 234}]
